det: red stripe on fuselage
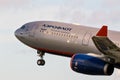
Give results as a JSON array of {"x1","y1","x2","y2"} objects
[{"x1": 31, "y1": 46, "x2": 74, "y2": 57}]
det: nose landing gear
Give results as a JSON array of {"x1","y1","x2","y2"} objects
[
  {"x1": 37, "y1": 50, "x2": 45, "y2": 66},
  {"x1": 37, "y1": 59, "x2": 45, "y2": 66}
]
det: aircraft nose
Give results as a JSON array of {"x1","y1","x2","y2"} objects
[{"x1": 14, "y1": 29, "x2": 24, "y2": 39}]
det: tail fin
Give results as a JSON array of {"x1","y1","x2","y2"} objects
[{"x1": 96, "y1": 25, "x2": 108, "y2": 36}]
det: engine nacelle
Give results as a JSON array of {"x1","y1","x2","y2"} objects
[{"x1": 70, "y1": 54, "x2": 114, "y2": 75}]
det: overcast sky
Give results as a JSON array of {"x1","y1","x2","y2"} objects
[{"x1": 0, "y1": 0, "x2": 120, "y2": 80}]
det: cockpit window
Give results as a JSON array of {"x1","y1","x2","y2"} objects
[{"x1": 21, "y1": 25, "x2": 26, "y2": 29}]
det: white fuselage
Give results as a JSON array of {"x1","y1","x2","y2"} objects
[{"x1": 15, "y1": 21, "x2": 120, "y2": 57}]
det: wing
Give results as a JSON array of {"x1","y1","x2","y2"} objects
[
  {"x1": 92, "y1": 26, "x2": 120, "y2": 68},
  {"x1": 92, "y1": 36, "x2": 120, "y2": 59}
]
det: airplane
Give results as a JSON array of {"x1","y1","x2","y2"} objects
[{"x1": 15, "y1": 21, "x2": 120, "y2": 75}]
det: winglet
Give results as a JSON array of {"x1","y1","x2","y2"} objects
[{"x1": 96, "y1": 25, "x2": 108, "y2": 36}]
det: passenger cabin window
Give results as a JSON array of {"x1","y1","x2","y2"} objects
[{"x1": 40, "y1": 29, "x2": 78, "y2": 39}]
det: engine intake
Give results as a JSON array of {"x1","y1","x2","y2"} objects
[{"x1": 70, "y1": 54, "x2": 114, "y2": 75}]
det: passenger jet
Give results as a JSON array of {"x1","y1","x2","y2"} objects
[{"x1": 15, "y1": 21, "x2": 120, "y2": 75}]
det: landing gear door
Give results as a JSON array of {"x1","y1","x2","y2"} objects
[{"x1": 82, "y1": 32, "x2": 92, "y2": 46}]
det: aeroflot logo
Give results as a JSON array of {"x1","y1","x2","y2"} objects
[{"x1": 42, "y1": 24, "x2": 72, "y2": 31}]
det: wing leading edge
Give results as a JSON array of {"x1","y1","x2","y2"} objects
[{"x1": 92, "y1": 26, "x2": 120, "y2": 68}]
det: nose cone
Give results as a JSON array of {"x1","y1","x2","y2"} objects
[
  {"x1": 14, "y1": 29, "x2": 24, "y2": 40},
  {"x1": 15, "y1": 29, "x2": 20, "y2": 38},
  {"x1": 15, "y1": 29, "x2": 19, "y2": 38}
]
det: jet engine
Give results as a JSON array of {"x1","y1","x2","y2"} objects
[{"x1": 70, "y1": 54, "x2": 114, "y2": 75}]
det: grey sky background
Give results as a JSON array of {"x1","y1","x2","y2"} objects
[{"x1": 0, "y1": 0, "x2": 120, "y2": 80}]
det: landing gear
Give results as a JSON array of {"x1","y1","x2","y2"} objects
[
  {"x1": 37, "y1": 59, "x2": 45, "y2": 66},
  {"x1": 37, "y1": 50, "x2": 45, "y2": 66}
]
